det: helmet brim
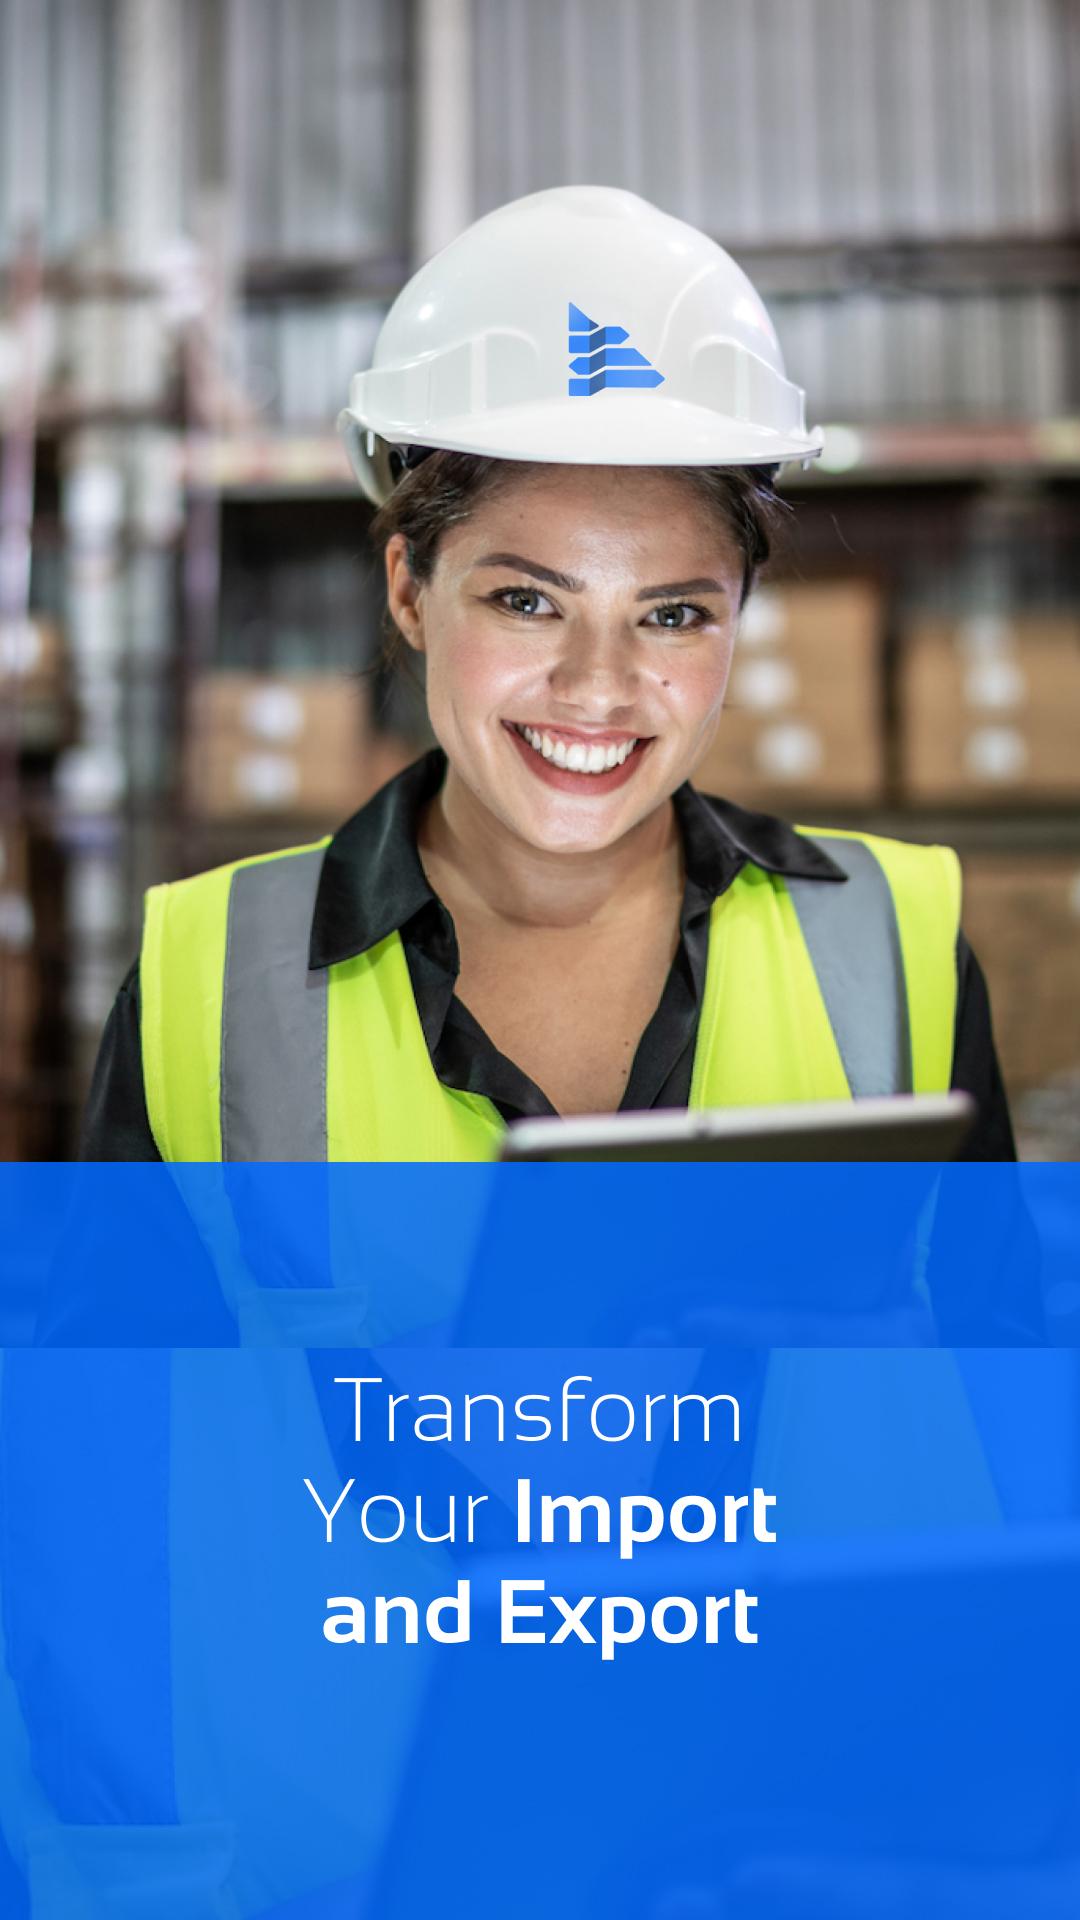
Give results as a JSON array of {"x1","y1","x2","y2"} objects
[{"x1": 340, "y1": 395, "x2": 823, "y2": 503}]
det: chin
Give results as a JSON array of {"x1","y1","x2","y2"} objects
[{"x1": 508, "y1": 804, "x2": 638, "y2": 855}]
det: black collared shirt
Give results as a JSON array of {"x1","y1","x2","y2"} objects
[{"x1": 82, "y1": 746, "x2": 1018, "y2": 1161}]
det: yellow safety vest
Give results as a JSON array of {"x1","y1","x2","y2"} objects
[
  {"x1": 138, "y1": 831, "x2": 997, "y2": 1540},
  {"x1": 139, "y1": 826, "x2": 960, "y2": 1162}
]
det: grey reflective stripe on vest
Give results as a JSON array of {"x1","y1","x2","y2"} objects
[
  {"x1": 786, "y1": 836, "x2": 913, "y2": 1098},
  {"x1": 221, "y1": 850, "x2": 328, "y2": 1161}
]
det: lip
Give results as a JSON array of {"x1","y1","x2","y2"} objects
[{"x1": 503, "y1": 720, "x2": 653, "y2": 796}]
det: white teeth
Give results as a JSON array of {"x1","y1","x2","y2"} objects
[{"x1": 515, "y1": 725, "x2": 639, "y2": 774}]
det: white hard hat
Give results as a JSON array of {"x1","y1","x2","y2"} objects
[{"x1": 338, "y1": 185, "x2": 823, "y2": 505}]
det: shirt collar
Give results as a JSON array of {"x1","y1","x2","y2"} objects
[{"x1": 309, "y1": 745, "x2": 846, "y2": 970}]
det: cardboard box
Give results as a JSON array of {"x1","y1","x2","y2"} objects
[
  {"x1": 0, "y1": 619, "x2": 68, "y2": 750},
  {"x1": 0, "y1": 823, "x2": 28, "y2": 898},
  {"x1": 961, "y1": 853, "x2": 1080, "y2": 1093},
  {"x1": 0, "y1": 616, "x2": 64, "y2": 693},
  {"x1": 186, "y1": 673, "x2": 373, "y2": 821},
  {"x1": 899, "y1": 615, "x2": 1080, "y2": 802},
  {"x1": 693, "y1": 580, "x2": 885, "y2": 806}
]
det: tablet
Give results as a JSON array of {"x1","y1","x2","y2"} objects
[{"x1": 500, "y1": 1090, "x2": 976, "y2": 1163}]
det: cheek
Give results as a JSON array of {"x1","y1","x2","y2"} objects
[
  {"x1": 426, "y1": 626, "x2": 536, "y2": 723},
  {"x1": 660, "y1": 634, "x2": 735, "y2": 727}
]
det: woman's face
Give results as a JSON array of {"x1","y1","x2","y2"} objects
[{"x1": 386, "y1": 465, "x2": 744, "y2": 854}]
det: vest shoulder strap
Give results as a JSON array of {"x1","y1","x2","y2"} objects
[
  {"x1": 690, "y1": 828, "x2": 961, "y2": 1110},
  {"x1": 794, "y1": 828, "x2": 961, "y2": 1096},
  {"x1": 141, "y1": 840, "x2": 330, "y2": 1162}
]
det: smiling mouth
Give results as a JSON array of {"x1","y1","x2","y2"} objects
[{"x1": 510, "y1": 722, "x2": 645, "y2": 774}]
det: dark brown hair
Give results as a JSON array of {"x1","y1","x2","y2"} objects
[{"x1": 369, "y1": 451, "x2": 788, "y2": 671}]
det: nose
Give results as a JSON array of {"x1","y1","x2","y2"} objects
[{"x1": 546, "y1": 617, "x2": 640, "y2": 718}]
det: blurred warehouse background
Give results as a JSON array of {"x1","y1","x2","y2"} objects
[{"x1": 1, "y1": 0, "x2": 1079, "y2": 1161}]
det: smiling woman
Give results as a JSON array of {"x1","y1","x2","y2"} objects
[
  {"x1": 82, "y1": 185, "x2": 1018, "y2": 1165},
  {"x1": 368, "y1": 458, "x2": 778, "y2": 1116}
]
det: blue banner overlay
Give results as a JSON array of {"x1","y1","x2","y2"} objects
[
  {"x1": 1, "y1": 1161, "x2": 1076, "y2": 1346},
  {"x1": 0, "y1": 1166, "x2": 1079, "y2": 1912},
  {"x1": 0, "y1": 1347, "x2": 1078, "y2": 1915}
]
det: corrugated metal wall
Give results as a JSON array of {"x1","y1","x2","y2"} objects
[
  {"x1": 0, "y1": 0, "x2": 114, "y2": 255},
  {"x1": 1, "y1": 0, "x2": 408, "y2": 426},
  {"x1": 770, "y1": 288, "x2": 1078, "y2": 420},
  {"x1": 223, "y1": 0, "x2": 409, "y2": 258},
  {"x1": 2, "y1": 0, "x2": 1077, "y2": 423},
  {"x1": 471, "y1": 0, "x2": 1079, "y2": 238},
  {"x1": 469, "y1": 0, "x2": 1080, "y2": 421},
  {"x1": 0, "y1": 0, "x2": 409, "y2": 260}
]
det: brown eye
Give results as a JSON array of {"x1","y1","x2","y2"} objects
[
  {"x1": 648, "y1": 602, "x2": 706, "y2": 631},
  {"x1": 492, "y1": 586, "x2": 553, "y2": 618}
]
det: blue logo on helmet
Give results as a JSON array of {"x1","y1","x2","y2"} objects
[{"x1": 568, "y1": 302, "x2": 664, "y2": 395}]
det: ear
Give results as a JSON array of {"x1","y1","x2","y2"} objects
[{"x1": 385, "y1": 533, "x2": 426, "y2": 654}]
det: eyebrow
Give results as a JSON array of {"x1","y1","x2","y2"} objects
[
  {"x1": 635, "y1": 577, "x2": 728, "y2": 601},
  {"x1": 473, "y1": 553, "x2": 728, "y2": 602},
  {"x1": 473, "y1": 552, "x2": 585, "y2": 592}
]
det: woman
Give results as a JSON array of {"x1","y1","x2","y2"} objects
[{"x1": 82, "y1": 186, "x2": 1017, "y2": 1163}]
